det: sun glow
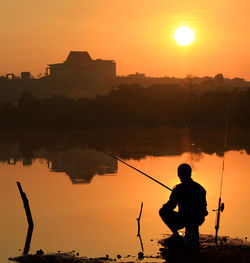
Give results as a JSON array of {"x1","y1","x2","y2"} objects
[{"x1": 174, "y1": 25, "x2": 195, "y2": 46}]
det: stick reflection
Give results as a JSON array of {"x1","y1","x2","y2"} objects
[{"x1": 136, "y1": 202, "x2": 144, "y2": 252}]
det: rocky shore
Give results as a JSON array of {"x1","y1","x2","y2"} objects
[{"x1": 9, "y1": 235, "x2": 250, "y2": 263}]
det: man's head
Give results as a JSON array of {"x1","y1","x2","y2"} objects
[{"x1": 178, "y1": 163, "x2": 192, "y2": 182}]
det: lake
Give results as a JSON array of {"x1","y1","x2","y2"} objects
[{"x1": 0, "y1": 126, "x2": 249, "y2": 262}]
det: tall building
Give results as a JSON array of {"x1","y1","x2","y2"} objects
[{"x1": 47, "y1": 51, "x2": 116, "y2": 80}]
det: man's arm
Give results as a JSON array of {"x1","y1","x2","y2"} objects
[
  {"x1": 161, "y1": 187, "x2": 178, "y2": 211},
  {"x1": 203, "y1": 190, "x2": 209, "y2": 216}
]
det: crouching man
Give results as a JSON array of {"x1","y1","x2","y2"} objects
[{"x1": 159, "y1": 163, "x2": 208, "y2": 245}]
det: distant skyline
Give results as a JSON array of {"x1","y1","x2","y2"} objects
[{"x1": 1, "y1": 0, "x2": 250, "y2": 79}]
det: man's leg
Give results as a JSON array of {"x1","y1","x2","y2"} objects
[{"x1": 159, "y1": 206, "x2": 184, "y2": 236}]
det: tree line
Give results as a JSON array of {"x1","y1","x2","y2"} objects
[{"x1": 0, "y1": 83, "x2": 249, "y2": 128}]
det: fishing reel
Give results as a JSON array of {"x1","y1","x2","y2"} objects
[
  {"x1": 213, "y1": 202, "x2": 225, "y2": 212},
  {"x1": 214, "y1": 201, "x2": 225, "y2": 244}
]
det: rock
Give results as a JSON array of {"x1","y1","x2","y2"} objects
[
  {"x1": 138, "y1": 252, "x2": 144, "y2": 259},
  {"x1": 36, "y1": 249, "x2": 44, "y2": 256},
  {"x1": 117, "y1": 254, "x2": 121, "y2": 259}
]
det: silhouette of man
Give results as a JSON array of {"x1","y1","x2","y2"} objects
[{"x1": 159, "y1": 163, "x2": 208, "y2": 242}]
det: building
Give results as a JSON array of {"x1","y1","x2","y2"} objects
[
  {"x1": 47, "y1": 51, "x2": 116, "y2": 80},
  {"x1": 21, "y1": 72, "x2": 31, "y2": 80}
]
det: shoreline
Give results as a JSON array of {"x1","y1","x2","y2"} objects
[{"x1": 9, "y1": 235, "x2": 250, "y2": 263}]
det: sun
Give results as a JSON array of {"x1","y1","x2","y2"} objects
[{"x1": 174, "y1": 25, "x2": 195, "y2": 46}]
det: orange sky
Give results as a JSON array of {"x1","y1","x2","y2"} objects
[{"x1": 1, "y1": 0, "x2": 250, "y2": 79}]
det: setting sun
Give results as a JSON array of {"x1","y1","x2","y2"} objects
[{"x1": 174, "y1": 25, "x2": 195, "y2": 46}]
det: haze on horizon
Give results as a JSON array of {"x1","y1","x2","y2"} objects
[{"x1": 1, "y1": 0, "x2": 250, "y2": 79}]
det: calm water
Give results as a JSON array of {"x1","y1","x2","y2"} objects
[{"x1": 0, "y1": 127, "x2": 249, "y2": 262}]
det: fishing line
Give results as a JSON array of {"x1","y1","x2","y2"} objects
[
  {"x1": 67, "y1": 132, "x2": 172, "y2": 191},
  {"x1": 214, "y1": 111, "x2": 230, "y2": 244},
  {"x1": 219, "y1": 115, "x2": 229, "y2": 199},
  {"x1": 84, "y1": 140, "x2": 172, "y2": 191}
]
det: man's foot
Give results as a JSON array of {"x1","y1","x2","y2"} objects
[{"x1": 163, "y1": 234, "x2": 185, "y2": 248}]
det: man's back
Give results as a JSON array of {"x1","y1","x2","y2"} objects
[{"x1": 170, "y1": 179, "x2": 208, "y2": 224}]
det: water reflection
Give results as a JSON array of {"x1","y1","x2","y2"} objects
[
  {"x1": 47, "y1": 148, "x2": 117, "y2": 184},
  {"x1": 0, "y1": 141, "x2": 118, "y2": 184},
  {"x1": 0, "y1": 127, "x2": 249, "y2": 184},
  {"x1": 0, "y1": 126, "x2": 250, "y2": 263}
]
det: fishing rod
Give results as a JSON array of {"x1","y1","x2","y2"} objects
[
  {"x1": 84, "y1": 140, "x2": 173, "y2": 192},
  {"x1": 213, "y1": 113, "x2": 229, "y2": 244}
]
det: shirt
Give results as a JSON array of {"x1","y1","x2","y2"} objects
[{"x1": 165, "y1": 178, "x2": 208, "y2": 223}]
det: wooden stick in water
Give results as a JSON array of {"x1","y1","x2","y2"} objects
[
  {"x1": 16, "y1": 182, "x2": 34, "y2": 254},
  {"x1": 17, "y1": 182, "x2": 34, "y2": 228},
  {"x1": 138, "y1": 234, "x2": 144, "y2": 252},
  {"x1": 136, "y1": 202, "x2": 144, "y2": 252},
  {"x1": 136, "y1": 202, "x2": 143, "y2": 237},
  {"x1": 23, "y1": 226, "x2": 34, "y2": 255}
]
